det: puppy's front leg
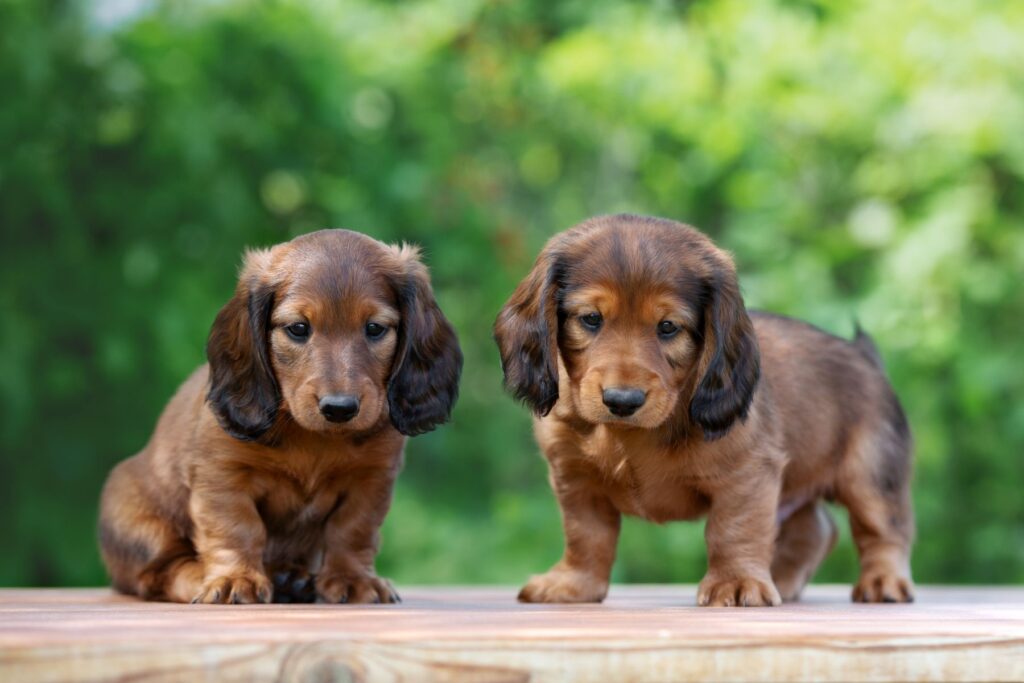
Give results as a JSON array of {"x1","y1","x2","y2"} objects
[
  {"x1": 190, "y1": 487, "x2": 272, "y2": 604},
  {"x1": 519, "y1": 467, "x2": 621, "y2": 603},
  {"x1": 316, "y1": 467, "x2": 400, "y2": 604},
  {"x1": 698, "y1": 467, "x2": 782, "y2": 607}
]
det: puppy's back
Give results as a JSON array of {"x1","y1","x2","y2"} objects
[{"x1": 750, "y1": 312, "x2": 908, "y2": 485}]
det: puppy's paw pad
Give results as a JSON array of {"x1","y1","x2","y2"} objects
[
  {"x1": 316, "y1": 573, "x2": 400, "y2": 604},
  {"x1": 192, "y1": 573, "x2": 272, "y2": 605},
  {"x1": 852, "y1": 572, "x2": 914, "y2": 603},
  {"x1": 518, "y1": 570, "x2": 607, "y2": 604},
  {"x1": 698, "y1": 575, "x2": 781, "y2": 607}
]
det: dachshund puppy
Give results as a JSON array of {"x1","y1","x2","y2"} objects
[
  {"x1": 99, "y1": 229, "x2": 461, "y2": 604},
  {"x1": 495, "y1": 214, "x2": 914, "y2": 607}
]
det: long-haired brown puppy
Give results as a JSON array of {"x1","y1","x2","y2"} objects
[
  {"x1": 495, "y1": 214, "x2": 913, "y2": 607},
  {"x1": 99, "y1": 229, "x2": 462, "y2": 604}
]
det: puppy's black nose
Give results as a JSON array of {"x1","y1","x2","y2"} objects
[
  {"x1": 602, "y1": 388, "x2": 647, "y2": 417},
  {"x1": 319, "y1": 394, "x2": 360, "y2": 423}
]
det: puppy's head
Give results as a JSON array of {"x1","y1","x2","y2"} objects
[
  {"x1": 494, "y1": 214, "x2": 759, "y2": 440},
  {"x1": 207, "y1": 229, "x2": 462, "y2": 441}
]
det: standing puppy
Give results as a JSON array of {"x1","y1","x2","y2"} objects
[
  {"x1": 495, "y1": 214, "x2": 914, "y2": 607},
  {"x1": 100, "y1": 229, "x2": 461, "y2": 604}
]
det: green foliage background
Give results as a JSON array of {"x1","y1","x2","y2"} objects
[{"x1": 2, "y1": 0, "x2": 1022, "y2": 587}]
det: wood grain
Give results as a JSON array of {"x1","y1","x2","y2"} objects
[{"x1": 1, "y1": 586, "x2": 1022, "y2": 682}]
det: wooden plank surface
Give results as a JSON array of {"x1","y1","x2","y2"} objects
[{"x1": 1, "y1": 586, "x2": 1022, "y2": 682}]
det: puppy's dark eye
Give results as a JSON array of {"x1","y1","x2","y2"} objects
[
  {"x1": 580, "y1": 312, "x2": 603, "y2": 330},
  {"x1": 657, "y1": 320, "x2": 680, "y2": 338},
  {"x1": 285, "y1": 322, "x2": 310, "y2": 341},
  {"x1": 365, "y1": 322, "x2": 388, "y2": 340}
]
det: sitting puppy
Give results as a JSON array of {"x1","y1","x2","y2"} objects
[
  {"x1": 494, "y1": 214, "x2": 914, "y2": 607},
  {"x1": 99, "y1": 229, "x2": 462, "y2": 604}
]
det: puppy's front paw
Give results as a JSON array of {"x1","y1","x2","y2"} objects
[
  {"x1": 852, "y1": 571, "x2": 914, "y2": 603},
  {"x1": 518, "y1": 569, "x2": 608, "y2": 603},
  {"x1": 697, "y1": 574, "x2": 781, "y2": 607},
  {"x1": 316, "y1": 571, "x2": 400, "y2": 604},
  {"x1": 192, "y1": 571, "x2": 272, "y2": 605}
]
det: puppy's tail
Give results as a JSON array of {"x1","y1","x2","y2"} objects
[{"x1": 852, "y1": 320, "x2": 885, "y2": 371}]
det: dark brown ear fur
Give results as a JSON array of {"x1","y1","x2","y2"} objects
[
  {"x1": 688, "y1": 261, "x2": 760, "y2": 441},
  {"x1": 493, "y1": 249, "x2": 562, "y2": 416},
  {"x1": 206, "y1": 253, "x2": 280, "y2": 442},
  {"x1": 387, "y1": 254, "x2": 463, "y2": 436}
]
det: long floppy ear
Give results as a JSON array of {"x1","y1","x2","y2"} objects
[
  {"x1": 493, "y1": 247, "x2": 562, "y2": 415},
  {"x1": 689, "y1": 257, "x2": 760, "y2": 441},
  {"x1": 387, "y1": 247, "x2": 463, "y2": 436},
  {"x1": 206, "y1": 249, "x2": 280, "y2": 442}
]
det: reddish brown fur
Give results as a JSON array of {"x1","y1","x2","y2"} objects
[
  {"x1": 495, "y1": 215, "x2": 914, "y2": 607},
  {"x1": 99, "y1": 230, "x2": 462, "y2": 604}
]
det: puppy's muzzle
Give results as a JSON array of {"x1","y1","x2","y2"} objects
[
  {"x1": 602, "y1": 387, "x2": 647, "y2": 417},
  {"x1": 319, "y1": 394, "x2": 360, "y2": 423}
]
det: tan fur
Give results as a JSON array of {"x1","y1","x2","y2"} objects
[
  {"x1": 99, "y1": 229, "x2": 462, "y2": 604},
  {"x1": 495, "y1": 215, "x2": 914, "y2": 607}
]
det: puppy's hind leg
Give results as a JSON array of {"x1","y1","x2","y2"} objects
[
  {"x1": 836, "y1": 404, "x2": 915, "y2": 603},
  {"x1": 99, "y1": 459, "x2": 202, "y2": 602},
  {"x1": 159, "y1": 557, "x2": 206, "y2": 603},
  {"x1": 771, "y1": 500, "x2": 837, "y2": 602}
]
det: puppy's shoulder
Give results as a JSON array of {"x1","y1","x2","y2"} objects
[
  {"x1": 155, "y1": 366, "x2": 212, "y2": 433},
  {"x1": 144, "y1": 365, "x2": 219, "y2": 464}
]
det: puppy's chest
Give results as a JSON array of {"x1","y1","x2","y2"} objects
[
  {"x1": 580, "y1": 430, "x2": 708, "y2": 523},
  {"x1": 256, "y1": 472, "x2": 344, "y2": 534}
]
